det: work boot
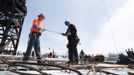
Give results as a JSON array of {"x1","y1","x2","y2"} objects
[
  {"x1": 37, "y1": 61, "x2": 41, "y2": 63},
  {"x1": 37, "y1": 59, "x2": 43, "y2": 64},
  {"x1": 73, "y1": 59, "x2": 79, "y2": 65},
  {"x1": 23, "y1": 58, "x2": 28, "y2": 62},
  {"x1": 71, "y1": 61, "x2": 78, "y2": 65},
  {"x1": 66, "y1": 61, "x2": 73, "y2": 65}
]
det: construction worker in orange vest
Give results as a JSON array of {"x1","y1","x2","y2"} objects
[{"x1": 23, "y1": 14, "x2": 45, "y2": 63}]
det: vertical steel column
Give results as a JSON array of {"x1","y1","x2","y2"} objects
[{"x1": 0, "y1": 0, "x2": 27, "y2": 55}]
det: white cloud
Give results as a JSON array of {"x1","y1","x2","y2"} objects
[{"x1": 90, "y1": 0, "x2": 134, "y2": 55}]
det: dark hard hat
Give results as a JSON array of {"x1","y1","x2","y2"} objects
[
  {"x1": 65, "y1": 21, "x2": 70, "y2": 25},
  {"x1": 38, "y1": 13, "x2": 45, "y2": 18}
]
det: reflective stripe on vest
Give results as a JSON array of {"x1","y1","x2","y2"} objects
[{"x1": 30, "y1": 19, "x2": 41, "y2": 33}]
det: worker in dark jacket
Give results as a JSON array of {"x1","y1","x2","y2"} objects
[{"x1": 62, "y1": 21, "x2": 80, "y2": 64}]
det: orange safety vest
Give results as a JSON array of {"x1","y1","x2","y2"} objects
[{"x1": 30, "y1": 19, "x2": 41, "y2": 33}]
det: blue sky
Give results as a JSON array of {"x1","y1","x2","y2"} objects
[{"x1": 18, "y1": 0, "x2": 134, "y2": 55}]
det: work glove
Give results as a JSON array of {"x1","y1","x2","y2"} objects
[
  {"x1": 40, "y1": 28, "x2": 45, "y2": 32},
  {"x1": 38, "y1": 32, "x2": 42, "y2": 36},
  {"x1": 61, "y1": 33, "x2": 66, "y2": 36}
]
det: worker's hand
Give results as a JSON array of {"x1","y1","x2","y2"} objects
[
  {"x1": 42, "y1": 28, "x2": 45, "y2": 31},
  {"x1": 40, "y1": 28, "x2": 45, "y2": 32},
  {"x1": 38, "y1": 33, "x2": 42, "y2": 36},
  {"x1": 61, "y1": 33, "x2": 66, "y2": 36}
]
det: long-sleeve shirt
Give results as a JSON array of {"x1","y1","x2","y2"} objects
[{"x1": 65, "y1": 24, "x2": 77, "y2": 41}]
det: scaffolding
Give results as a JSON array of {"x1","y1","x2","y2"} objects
[{"x1": 0, "y1": 0, "x2": 27, "y2": 55}]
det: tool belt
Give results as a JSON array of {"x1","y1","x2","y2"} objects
[{"x1": 29, "y1": 32, "x2": 41, "y2": 37}]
